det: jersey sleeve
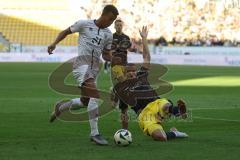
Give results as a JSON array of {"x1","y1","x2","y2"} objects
[
  {"x1": 70, "y1": 20, "x2": 85, "y2": 33},
  {"x1": 104, "y1": 32, "x2": 113, "y2": 51}
]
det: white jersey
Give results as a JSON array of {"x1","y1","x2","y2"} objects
[{"x1": 70, "y1": 19, "x2": 113, "y2": 59}]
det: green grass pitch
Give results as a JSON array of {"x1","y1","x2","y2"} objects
[{"x1": 0, "y1": 62, "x2": 240, "y2": 160}]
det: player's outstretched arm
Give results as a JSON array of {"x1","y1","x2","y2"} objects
[
  {"x1": 139, "y1": 26, "x2": 150, "y2": 69},
  {"x1": 102, "y1": 33, "x2": 113, "y2": 61},
  {"x1": 48, "y1": 28, "x2": 72, "y2": 54}
]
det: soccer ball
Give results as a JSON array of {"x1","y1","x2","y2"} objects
[{"x1": 114, "y1": 129, "x2": 132, "y2": 146}]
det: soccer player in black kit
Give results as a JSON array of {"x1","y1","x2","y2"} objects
[
  {"x1": 112, "y1": 26, "x2": 189, "y2": 141},
  {"x1": 104, "y1": 19, "x2": 131, "y2": 73},
  {"x1": 109, "y1": 19, "x2": 131, "y2": 116},
  {"x1": 112, "y1": 19, "x2": 131, "y2": 65}
]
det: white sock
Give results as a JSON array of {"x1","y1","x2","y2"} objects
[
  {"x1": 59, "y1": 98, "x2": 84, "y2": 112},
  {"x1": 88, "y1": 98, "x2": 100, "y2": 136},
  {"x1": 173, "y1": 131, "x2": 189, "y2": 138}
]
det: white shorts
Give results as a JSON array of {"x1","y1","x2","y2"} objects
[{"x1": 72, "y1": 64, "x2": 99, "y2": 86}]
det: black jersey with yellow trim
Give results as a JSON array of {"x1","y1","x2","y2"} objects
[
  {"x1": 113, "y1": 66, "x2": 159, "y2": 113},
  {"x1": 131, "y1": 66, "x2": 160, "y2": 113},
  {"x1": 112, "y1": 32, "x2": 131, "y2": 65}
]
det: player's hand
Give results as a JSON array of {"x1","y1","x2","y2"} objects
[
  {"x1": 139, "y1": 26, "x2": 148, "y2": 39},
  {"x1": 177, "y1": 99, "x2": 188, "y2": 119},
  {"x1": 48, "y1": 44, "x2": 56, "y2": 55}
]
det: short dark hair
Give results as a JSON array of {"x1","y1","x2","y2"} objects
[{"x1": 102, "y1": 4, "x2": 119, "y2": 16}]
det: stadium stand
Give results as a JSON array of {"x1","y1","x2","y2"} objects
[
  {"x1": 0, "y1": 0, "x2": 239, "y2": 46},
  {"x1": 0, "y1": 0, "x2": 78, "y2": 46},
  {"x1": 0, "y1": 0, "x2": 69, "y2": 10},
  {"x1": 0, "y1": 14, "x2": 78, "y2": 45}
]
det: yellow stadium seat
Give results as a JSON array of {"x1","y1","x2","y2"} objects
[{"x1": 0, "y1": 14, "x2": 78, "y2": 45}]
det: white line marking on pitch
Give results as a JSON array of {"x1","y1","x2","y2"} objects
[
  {"x1": 193, "y1": 116, "x2": 240, "y2": 122},
  {"x1": 191, "y1": 107, "x2": 240, "y2": 110}
]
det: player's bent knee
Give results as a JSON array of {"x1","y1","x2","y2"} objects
[
  {"x1": 81, "y1": 79, "x2": 99, "y2": 98},
  {"x1": 152, "y1": 135, "x2": 167, "y2": 141},
  {"x1": 151, "y1": 130, "x2": 167, "y2": 141}
]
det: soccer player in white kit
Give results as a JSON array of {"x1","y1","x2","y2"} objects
[{"x1": 48, "y1": 5, "x2": 119, "y2": 145}]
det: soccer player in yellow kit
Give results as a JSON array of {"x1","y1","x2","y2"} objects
[{"x1": 112, "y1": 26, "x2": 188, "y2": 141}]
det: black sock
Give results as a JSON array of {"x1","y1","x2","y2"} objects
[{"x1": 166, "y1": 131, "x2": 176, "y2": 140}]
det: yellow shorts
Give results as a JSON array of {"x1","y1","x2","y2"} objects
[{"x1": 138, "y1": 99, "x2": 169, "y2": 136}]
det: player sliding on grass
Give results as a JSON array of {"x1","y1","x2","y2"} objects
[
  {"x1": 112, "y1": 26, "x2": 189, "y2": 141},
  {"x1": 48, "y1": 5, "x2": 119, "y2": 145}
]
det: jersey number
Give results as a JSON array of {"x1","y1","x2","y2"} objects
[{"x1": 92, "y1": 36, "x2": 102, "y2": 45}]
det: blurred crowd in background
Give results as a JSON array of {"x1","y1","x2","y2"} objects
[
  {"x1": 80, "y1": 0, "x2": 240, "y2": 50},
  {"x1": 0, "y1": 0, "x2": 239, "y2": 53}
]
